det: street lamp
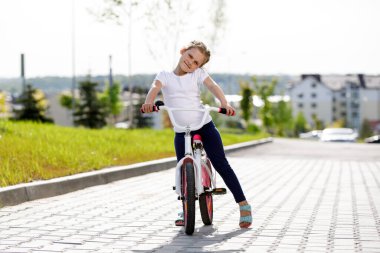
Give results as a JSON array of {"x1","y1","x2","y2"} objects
[
  {"x1": 127, "y1": 0, "x2": 133, "y2": 127},
  {"x1": 71, "y1": 0, "x2": 76, "y2": 126},
  {"x1": 20, "y1": 53, "x2": 26, "y2": 93}
]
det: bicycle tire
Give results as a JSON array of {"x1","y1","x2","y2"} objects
[
  {"x1": 199, "y1": 159, "x2": 213, "y2": 225},
  {"x1": 182, "y1": 160, "x2": 196, "y2": 235}
]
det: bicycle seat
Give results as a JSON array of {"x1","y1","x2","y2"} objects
[{"x1": 193, "y1": 134, "x2": 202, "y2": 142}]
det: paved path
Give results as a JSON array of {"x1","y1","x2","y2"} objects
[{"x1": 0, "y1": 139, "x2": 379, "y2": 252}]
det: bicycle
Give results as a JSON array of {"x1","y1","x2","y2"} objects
[{"x1": 148, "y1": 100, "x2": 228, "y2": 235}]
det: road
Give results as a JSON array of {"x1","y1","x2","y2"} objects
[
  {"x1": 229, "y1": 138, "x2": 380, "y2": 161},
  {"x1": 0, "y1": 138, "x2": 379, "y2": 252}
]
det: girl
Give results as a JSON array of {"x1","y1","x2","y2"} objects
[{"x1": 141, "y1": 41, "x2": 252, "y2": 229}]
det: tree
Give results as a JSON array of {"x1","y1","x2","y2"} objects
[
  {"x1": 239, "y1": 81, "x2": 253, "y2": 127},
  {"x1": 127, "y1": 86, "x2": 154, "y2": 128},
  {"x1": 91, "y1": 0, "x2": 139, "y2": 127},
  {"x1": 330, "y1": 118, "x2": 346, "y2": 128},
  {"x1": 294, "y1": 111, "x2": 309, "y2": 136},
  {"x1": 252, "y1": 77, "x2": 277, "y2": 134},
  {"x1": 208, "y1": 0, "x2": 226, "y2": 50},
  {"x1": 143, "y1": 0, "x2": 227, "y2": 66},
  {"x1": 100, "y1": 82, "x2": 123, "y2": 124},
  {"x1": 132, "y1": 94, "x2": 153, "y2": 128},
  {"x1": 59, "y1": 92, "x2": 77, "y2": 110},
  {"x1": 13, "y1": 84, "x2": 52, "y2": 123},
  {"x1": 94, "y1": 0, "x2": 227, "y2": 67},
  {"x1": 74, "y1": 80, "x2": 107, "y2": 129},
  {"x1": 272, "y1": 98, "x2": 293, "y2": 137},
  {"x1": 360, "y1": 119, "x2": 373, "y2": 139},
  {"x1": 311, "y1": 113, "x2": 324, "y2": 130},
  {"x1": 0, "y1": 92, "x2": 6, "y2": 114}
]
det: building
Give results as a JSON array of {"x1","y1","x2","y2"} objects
[
  {"x1": 290, "y1": 74, "x2": 380, "y2": 132},
  {"x1": 289, "y1": 75, "x2": 333, "y2": 128}
]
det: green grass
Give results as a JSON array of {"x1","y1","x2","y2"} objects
[{"x1": 0, "y1": 120, "x2": 268, "y2": 187}]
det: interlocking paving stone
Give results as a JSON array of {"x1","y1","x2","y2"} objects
[{"x1": 0, "y1": 139, "x2": 379, "y2": 252}]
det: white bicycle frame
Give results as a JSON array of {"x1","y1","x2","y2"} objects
[{"x1": 158, "y1": 105, "x2": 219, "y2": 197}]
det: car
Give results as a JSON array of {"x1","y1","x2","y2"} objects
[
  {"x1": 364, "y1": 135, "x2": 380, "y2": 144},
  {"x1": 114, "y1": 121, "x2": 131, "y2": 129},
  {"x1": 299, "y1": 130, "x2": 322, "y2": 140},
  {"x1": 320, "y1": 128, "x2": 358, "y2": 142}
]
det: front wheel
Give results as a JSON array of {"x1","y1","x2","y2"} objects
[
  {"x1": 182, "y1": 160, "x2": 196, "y2": 235},
  {"x1": 199, "y1": 193, "x2": 213, "y2": 225},
  {"x1": 199, "y1": 159, "x2": 213, "y2": 225}
]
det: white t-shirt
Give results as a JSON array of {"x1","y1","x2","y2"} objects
[{"x1": 154, "y1": 68, "x2": 212, "y2": 132}]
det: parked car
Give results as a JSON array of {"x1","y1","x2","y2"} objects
[
  {"x1": 364, "y1": 135, "x2": 380, "y2": 144},
  {"x1": 115, "y1": 121, "x2": 131, "y2": 129},
  {"x1": 320, "y1": 128, "x2": 358, "y2": 142},
  {"x1": 299, "y1": 130, "x2": 322, "y2": 140}
]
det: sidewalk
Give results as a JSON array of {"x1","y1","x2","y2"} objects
[{"x1": 0, "y1": 140, "x2": 380, "y2": 252}]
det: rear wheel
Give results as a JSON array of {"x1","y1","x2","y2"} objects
[
  {"x1": 199, "y1": 159, "x2": 213, "y2": 225},
  {"x1": 182, "y1": 161, "x2": 196, "y2": 235}
]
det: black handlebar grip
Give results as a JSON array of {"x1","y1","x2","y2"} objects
[
  {"x1": 219, "y1": 108, "x2": 227, "y2": 114},
  {"x1": 155, "y1": 100, "x2": 164, "y2": 109}
]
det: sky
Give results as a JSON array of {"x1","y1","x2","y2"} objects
[{"x1": 0, "y1": 0, "x2": 379, "y2": 78}]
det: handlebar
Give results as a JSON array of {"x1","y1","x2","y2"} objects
[
  {"x1": 141, "y1": 100, "x2": 232, "y2": 131},
  {"x1": 141, "y1": 100, "x2": 230, "y2": 114}
]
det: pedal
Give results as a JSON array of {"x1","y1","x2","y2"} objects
[
  {"x1": 178, "y1": 196, "x2": 197, "y2": 200},
  {"x1": 212, "y1": 188, "x2": 227, "y2": 195}
]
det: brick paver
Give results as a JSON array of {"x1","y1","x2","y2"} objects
[{"x1": 0, "y1": 139, "x2": 379, "y2": 252}]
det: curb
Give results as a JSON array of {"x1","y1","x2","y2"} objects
[{"x1": 0, "y1": 137, "x2": 273, "y2": 207}]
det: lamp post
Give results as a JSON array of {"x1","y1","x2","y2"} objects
[
  {"x1": 20, "y1": 53, "x2": 26, "y2": 93},
  {"x1": 109, "y1": 55, "x2": 113, "y2": 87},
  {"x1": 127, "y1": 0, "x2": 133, "y2": 127},
  {"x1": 71, "y1": 0, "x2": 76, "y2": 125}
]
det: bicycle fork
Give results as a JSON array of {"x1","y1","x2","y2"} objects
[
  {"x1": 193, "y1": 135, "x2": 204, "y2": 195},
  {"x1": 174, "y1": 130, "x2": 206, "y2": 197},
  {"x1": 174, "y1": 128, "x2": 196, "y2": 197}
]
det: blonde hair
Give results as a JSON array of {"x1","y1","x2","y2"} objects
[{"x1": 184, "y1": 40, "x2": 211, "y2": 67}]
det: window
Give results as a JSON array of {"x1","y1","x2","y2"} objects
[
  {"x1": 311, "y1": 93, "x2": 317, "y2": 98},
  {"x1": 311, "y1": 83, "x2": 317, "y2": 88},
  {"x1": 341, "y1": 92, "x2": 346, "y2": 97},
  {"x1": 298, "y1": 93, "x2": 303, "y2": 98},
  {"x1": 341, "y1": 112, "x2": 346, "y2": 117},
  {"x1": 298, "y1": 103, "x2": 303, "y2": 108},
  {"x1": 311, "y1": 103, "x2": 317, "y2": 108}
]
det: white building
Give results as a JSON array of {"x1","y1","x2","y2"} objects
[
  {"x1": 289, "y1": 75, "x2": 333, "y2": 128},
  {"x1": 290, "y1": 74, "x2": 380, "y2": 132}
]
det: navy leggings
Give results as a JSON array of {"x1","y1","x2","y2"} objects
[{"x1": 174, "y1": 121, "x2": 246, "y2": 203}]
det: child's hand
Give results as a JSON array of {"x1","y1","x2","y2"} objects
[
  {"x1": 222, "y1": 103, "x2": 235, "y2": 116},
  {"x1": 141, "y1": 103, "x2": 154, "y2": 113}
]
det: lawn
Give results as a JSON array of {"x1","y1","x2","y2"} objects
[{"x1": 0, "y1": 120, "x2": 268, "y2": 187}]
